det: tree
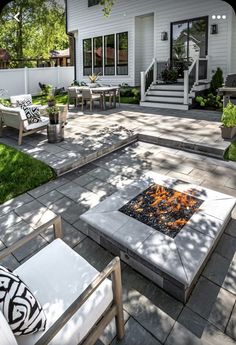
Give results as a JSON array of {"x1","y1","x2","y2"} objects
[{"x1": 0, "y1": 0, "x2": 68, "y2": 67}]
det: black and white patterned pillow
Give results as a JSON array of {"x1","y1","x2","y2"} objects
[
  {"x1": 16, "y1": 99, "x2": 32, "y2": 108},
  {"x1": 23, "y1": 106, "x2": 42, "y2": 124},
  {"x1": 0, "y1": 265, "x2": 46, "y2": 336}
]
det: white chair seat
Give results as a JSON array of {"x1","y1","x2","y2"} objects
[
  {"x1": 14, "y1": 239, "x2": 113, "y2": 345},
  {"x1": 25, "y1": 116, "x2": 49, "y2": 131}
]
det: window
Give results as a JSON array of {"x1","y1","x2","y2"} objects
[
  {"x1": 93, "y1": 36, "x2": 103, "y2": 74},
  {"x1": 82, "y1": 32, "x2": 128, "y2": 76},
  {"x1": 83, "y1": 38, "x2": 92, "y2": 76},
  {"x1": 88, "y1": 0, "x2": 99, "y2": 7},
  {"x1": 116, "y1": 32, "x2": 128, "y2": 75},
  {"x1": 104, "y1": 34, "x2": 115, "y2": 75}
]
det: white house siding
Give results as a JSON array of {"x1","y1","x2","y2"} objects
[
  {"x1": 231, "y1": 12, "x2": 236, "y2": 73},
  {"x1": 67, "y1": 0, "x2": 235, "y2": 85}
]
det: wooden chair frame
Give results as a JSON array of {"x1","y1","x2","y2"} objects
[
  {"x1": 0, "y1": 109, "x2": 48, "y2": 145},
  {"x1": 0, "y1": 216, "x2": 125, "y2": 345}
]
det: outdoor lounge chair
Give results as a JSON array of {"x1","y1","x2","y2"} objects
[
  {"x1": 0, "y1": 216, "x2": 125, "y2": 345},
  {"x1": 10, "y1": 94, "x2": 48, "y2": 116},
  {"x1": 0, "y1": 105, "x2": 49, "y2": 145}
]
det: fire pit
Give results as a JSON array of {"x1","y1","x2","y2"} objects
[
  {"x1": 81, "y1": 172, "x2": 236, "y2": 302},
  {"x1": 119, "y1": 184, "x2": 203, "y2": 238}
]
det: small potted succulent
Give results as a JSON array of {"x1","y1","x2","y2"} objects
[
  {"x1": 88, "y1": 72, "x2": 100, "y2": 88},
  {"x1": 220, "y1": 101, "x2": 236, "y2": 139},
  {"x1": 46, "y1": 105, "x2": 64, "y2": 143}
]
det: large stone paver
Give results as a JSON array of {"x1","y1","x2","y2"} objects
[{"x1": 0, "y1": 142, "x2": 236, "y2": 344}]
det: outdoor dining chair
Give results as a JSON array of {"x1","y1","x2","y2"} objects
[
  {"x1": 67, "y1": 87, "x2": 83, "y2": 109},
  {"x1": 81, "y1": 88, "x2": 102, "y2": 111},
  {"x1": 0, "y1": 216, "x2": 125, "y2": 345}
]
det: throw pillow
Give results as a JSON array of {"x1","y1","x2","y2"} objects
[
  {"x1": 16, "y1": 99, "x2": 32, "y2": 108},
  {"x1": 23, "y1": 106, "x2": 42, "y2": 124},
  {"x1": 0, "y1": 265, "x2": 46, "y2": 336}
]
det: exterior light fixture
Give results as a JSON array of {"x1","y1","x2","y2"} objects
[
  {"x1": 217, "y1": 15, "x2": 221, "y2": 19},
  {"x1": 211, "y1": 24, "x2": 218, "y2": 34},
  {"x1": 222, "y1": 15, "x2": 227, "y2": 19},
  {"x1": 212, "y1": 15, "x2": 216, "y2": 19},
  {"x1": 161, "y1": 31, "x2": 168, "y2": 41}
]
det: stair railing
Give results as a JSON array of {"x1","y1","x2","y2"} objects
[
  {"x1": 183, "y1": 56, "x2": 209, "y2": 105},
  {"x1": 140, "y1": 58, "x2": 157, "y2": 102}
]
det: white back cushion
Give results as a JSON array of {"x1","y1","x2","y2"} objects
[
  {"x1": 10, "y1": 94, "x2": 32, "y2": 106},
  {"x1": 0, "y1": 311, "x2": 18, "y2": 345}
]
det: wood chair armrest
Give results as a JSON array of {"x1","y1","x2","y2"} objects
[
  {"x1": 35, "y1": 257, "x2": 122, "y2": 345},
  {"x1": 0, "y1": 215, "x2": 62, "y2": 260}
]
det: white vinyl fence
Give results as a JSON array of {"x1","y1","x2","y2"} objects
[{"x1": 0, "y1": 66, "x2": 75, "y2": 97}]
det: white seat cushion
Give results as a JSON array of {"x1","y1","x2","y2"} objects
[
  {"x1": 0, "y1": 311, "x2": 18, "y2": 345},
  {"x1": 25, "y1": 116, "x2": 49, "y2": 131},
  {"x1": 14, "y1": 239, "x2": 113, "y2": 345}
]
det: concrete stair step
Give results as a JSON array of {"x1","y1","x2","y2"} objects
[
  {"x1": 140, "y1": 101, "x2": 189, "y2": 110},
  {"x1": 152, "y1": 84, "x2": 184, "y2": 91},
  {"x1": 145, "y1": 95, "x2": 185, "y2": 104},
  {"x1": 148, "y1": 90, "x2": 184, "y2": 97}
]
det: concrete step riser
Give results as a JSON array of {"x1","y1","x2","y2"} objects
[
  {"x1": 148, "y1": 91, "x2": 184, "y2": 97},
  {"x1": 146, "y1": 96, "x2": 185, "y2": 104},
  {"x1": 140, "y1": 101, "x2": 189, "y2": 110},
  {"x1": 138, "y1": 134, "x2": 225, "y2": 159}
]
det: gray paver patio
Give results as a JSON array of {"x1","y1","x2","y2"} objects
[
  {"x1": 0, "y1": 104, "x2": 232, "y2": 176},
  {"x1": 1, "y1": 140, "x2": 236, "y2": 344}
]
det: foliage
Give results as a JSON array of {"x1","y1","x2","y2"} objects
[
  {"x1": 0, "y1": 143, "x2": 55, "y2": 204},
  {"x1": 88, "y1": 73, "x2": 101, "y2": 83},
  {"x1": 0, "y1": 98, "x2": 10, "y2": 106},
  {"x1": 120, "y1": 85, "x2": 140, "y2": 101},
  {"x1": 221, "y1": 102, "x2": 236, "y2": 128},
  {"x1": 32, "y1": 93, "x2": 67, "y2": 105},
  {"x1": 210, "y1": 68, "x2": 224, "y2": 94},
  {"x1": 99, "y1": 0, "x2": 116, "y2": 16},
  {"x1": 0, "y1": 0, "x2": 68, "y2": 68},
  {"x1": 195, "y1": 93, "x2": 223, "y2": 109},
  {"x1": 225, "y1": 141, "x2": 236, "y2": 161},
  {"x1": 72, "y1": 80, "x2": 87, "y2": 87},
  {"x1": 39, "y1": 83, "x2": 53, "y2": 97},
  {"x1": 161, "y1": 68, "x2": 178, "y2": 83},
  {"x1": 46, "y1": 105, "x2": 60, "y2": 124}
]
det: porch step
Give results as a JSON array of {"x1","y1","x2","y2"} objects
[
  {"x1": 152, "y1": 84, "x2": 184, "y2": 91},
  {"x1": 148, "y1": 90, "x2": 184, "y2": 97},
  {"x1": 140, "y1": 101, "x2": 189, "y2": 110},
  {"x1": 145, "y1": 95, "x2": 186, "y2": 104}
]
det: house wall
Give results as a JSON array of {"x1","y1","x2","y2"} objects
[
  {"x1": 67, "y1": 0, "x2": 235, "y2": 85},
  {"x1": 231, "y1": 13, "x2": 236, "y2": 73}
]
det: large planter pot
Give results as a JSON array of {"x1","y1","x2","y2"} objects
[
  {"x1": 88, "y1": 83, "x2": 97, "y2": 88},
  {"x1": 47, "y1": 123, "x2": 64, "y2": 143},
  {"x1": 220, "y1": 125, "x2": 236, "y2": 139}
]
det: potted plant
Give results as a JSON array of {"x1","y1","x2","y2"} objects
[
  {"x1": 88, "y1": 73, "x2": 100, "y2": 87},
  {"x1": 46, "y1": 105, "x2": 64, "y2": 143},
  {"x1": 220, "y1": 101, "x2": 236, "y2": 139},
  {"x1": 47, "y1": 94, "x2": 56, "y2": 107},
  {"x1": 161, "y1": 68, "x2": 178, "y2": 84}
]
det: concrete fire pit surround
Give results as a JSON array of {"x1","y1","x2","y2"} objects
[{"x1": 80, "y1": 172, "x2": 236, "y2": 302}]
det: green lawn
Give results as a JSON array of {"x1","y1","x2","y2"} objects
[
  {"x1": 225, "y1": 141, "x2": 236, "y2": 161},
  {"x1": 0, "y1": 144, "x2": 56, "y2": 204}
]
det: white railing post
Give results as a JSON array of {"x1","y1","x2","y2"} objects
[
  {"x1": 196, "y1": 59, "x2": 199, "y2": 85},
  {"x1": 183, "y1": 70, "x2": 189, "y2": 105},
  {"x1": 140, "y1": 71, "x2": 145, "y2": 102},
  {"x1": 24, "y1": 67, "x2": 28, "y2": 94},
  {"x1": 57, "y1": 66, "x2": 60, "y2": 87},
  {"x1": 153, "y1": 58, "x2": 157, "y2": 84}
]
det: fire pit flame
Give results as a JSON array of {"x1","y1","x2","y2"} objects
[{"x1": 119, "y1": 183, "x2": 203, "y2": 238}]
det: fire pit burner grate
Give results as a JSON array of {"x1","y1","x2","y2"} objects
[{"x1": 119, "y1": 183, "x2": 203, "y2": 238}]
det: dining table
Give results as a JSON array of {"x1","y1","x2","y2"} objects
[{"x1": 76, "y1": 86, "x2": 120, "y2": 110}]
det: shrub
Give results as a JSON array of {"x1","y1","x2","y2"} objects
[
  {"x1": 221, "y1": 101, "x2": 236, "y2": 128},
  {"x1": 195, "y1": 93, "x2": 223, "y2": 109},
  {"x1": 0, "y1": 98, "x2": 10, "y2": 106},
  {"x1": 210, "y1": 67, "x2": 224, "y2": 94},
  {"x1": 161, "y1": 68, "x2": 178, "y2": 83}
]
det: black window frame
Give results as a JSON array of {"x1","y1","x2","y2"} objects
[
  {"x1": 88, "y1": 0, "x2": 99, "y2": 7},
  {"x1": 104, "y1": 34, "x2": 115, "y2": 75},
  {"x1": 93, "y1": 36, "x2": 103, "y2": 75},
  {"x1": 116, "y1": 31, "x2": 128, "y2": 76},
  {"x1": 83, "y1": 38, "x2": 92, "y2": 76},
  {"x1": 170, "y1": 16, "x2": 209, "y2": 65}
]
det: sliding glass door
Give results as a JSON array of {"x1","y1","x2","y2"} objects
[{"x1": 171, "y1": 17, "x2": 208, "y2": 75}]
